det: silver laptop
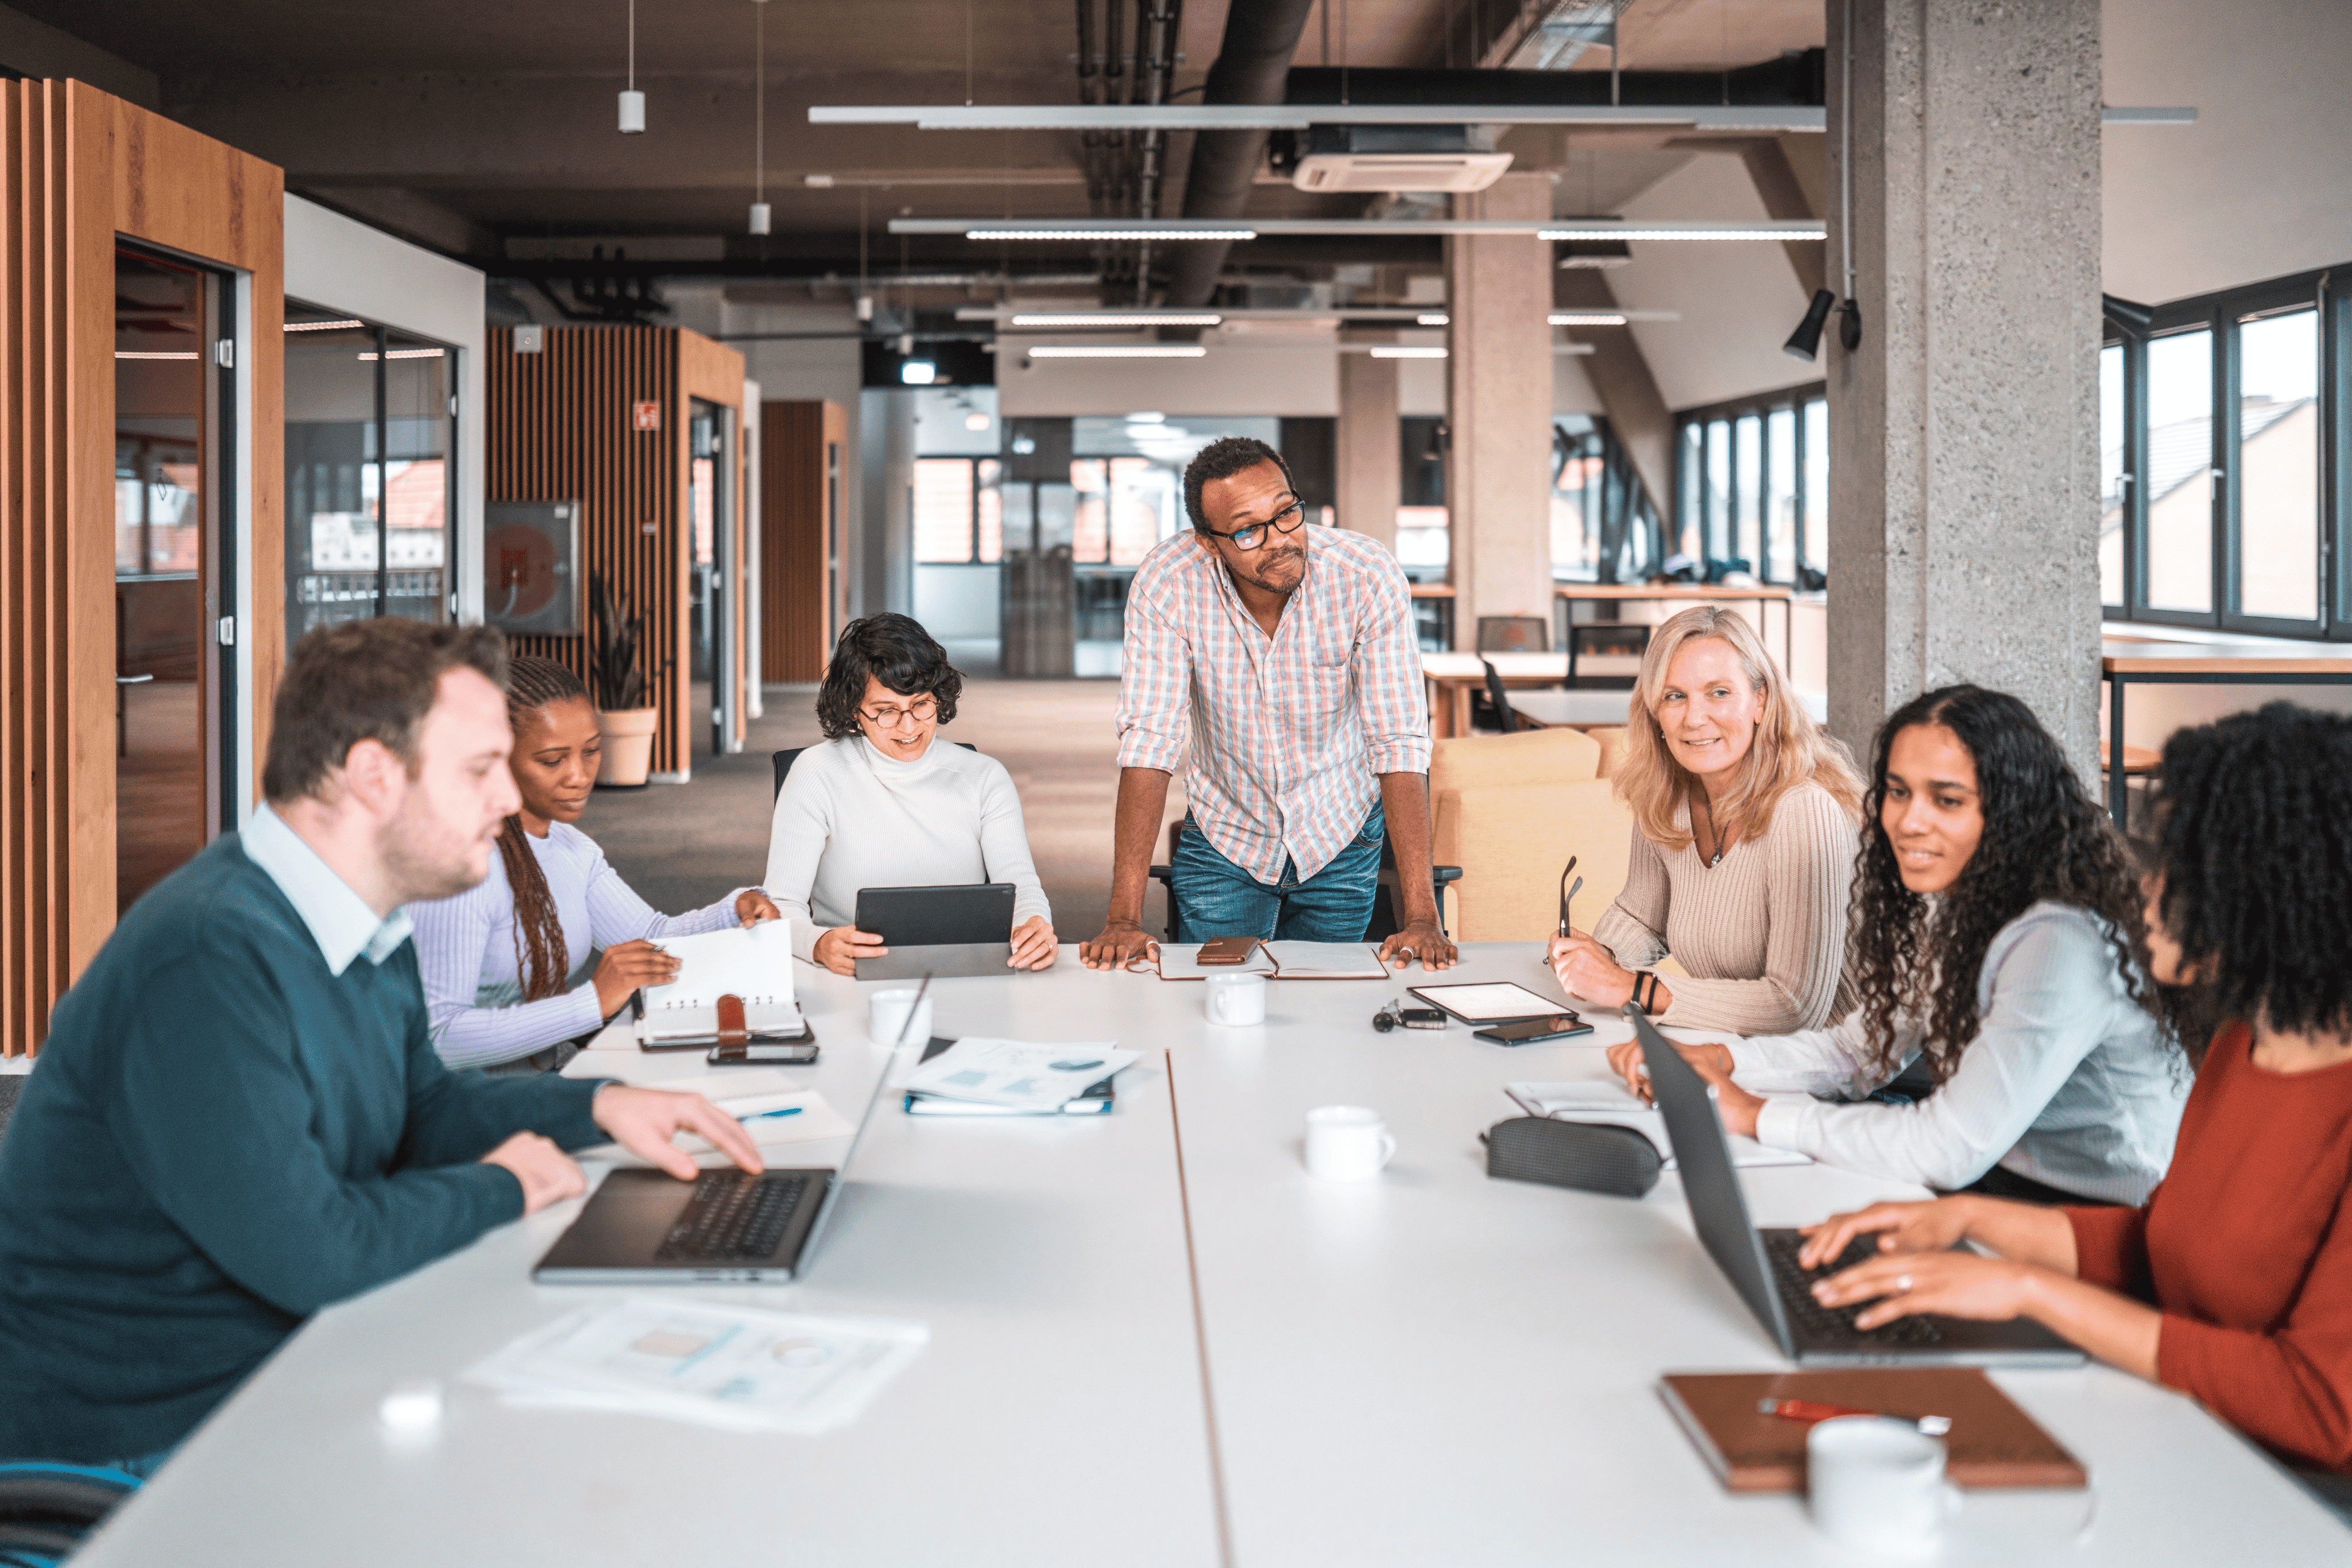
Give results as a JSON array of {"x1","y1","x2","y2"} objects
[
  {"x1": 853, "y1": 883, "x2": 1016, "y2": 981},
  {"x1": 1631, "y1": 1008, "x2": 2083, "y2": 1368},
  {"x1": 532, "y1": 1059, "x2": 895, "y2": 1286}
]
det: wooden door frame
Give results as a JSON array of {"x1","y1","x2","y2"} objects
[{"x1": 1, "y1": 80, "x2": 283, "y2": 1053}]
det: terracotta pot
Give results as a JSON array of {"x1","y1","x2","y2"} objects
[{"x1": 595, "y1": 707, "x2": 659, "y2": 787}]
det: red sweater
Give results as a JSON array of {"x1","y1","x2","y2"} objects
[{"x1": 2069, "y1": 1022, "x2": 2352, "y2": 1473}]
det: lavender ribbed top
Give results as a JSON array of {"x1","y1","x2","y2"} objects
[{"x1": 407, "y1": 820, "x2": 748, "y2": 1069}]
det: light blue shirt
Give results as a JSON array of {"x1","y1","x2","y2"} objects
[{"x1": 237, "y1": 803, "x2": 413, "y2": 976}]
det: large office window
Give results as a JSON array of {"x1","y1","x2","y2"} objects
[
  {"x1": 2105, "y1": 265, "x2": 2345, "y2": 638},
  {"x1": 283, "y1": 303, "x2": 456, "y2": 642},
  {"x1": 912, "y1": 456, "x2": 1005, "y2": 564},
  {"x1": 1552, "y1": 415, "x2": 1663, "y2": 583},
  {"x1": 1673, "y1": 385, "x2": 1829, "y2": 583}
]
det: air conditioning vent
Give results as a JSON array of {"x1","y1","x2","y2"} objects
[
  {"x1": 1269, "y1": 125, "x2": 1512, "y2": 194},
  {"x1": 1293, "y1": 152, "x2": 1515, "y2": 193}
]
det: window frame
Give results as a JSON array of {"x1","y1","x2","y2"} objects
[
  {"x1": 1672, "y1": 382, "x2": 1828, "y2": 584},
  {"x1": 2110, "y1": 265, "x2": 2342, "y2": 640}
]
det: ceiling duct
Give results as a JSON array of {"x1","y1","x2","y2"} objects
[
  {"x1": 1268, "y1": 125, "x2": 1514, "y2": 193},
  {"x1": 1280, "y1": 53, "x2": 1826, "y2": 110},
  {"x1": 1161, "y1": 0, "x2": 1319, "y2": 308}
]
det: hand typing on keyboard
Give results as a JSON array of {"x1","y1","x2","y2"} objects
[{"x1": 590, "y1": 1085, "x2": 766, "y2": 1180}]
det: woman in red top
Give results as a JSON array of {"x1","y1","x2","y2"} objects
[{"x1": 1801, "y1": 703, "x2": 2352, "y2": 1502}]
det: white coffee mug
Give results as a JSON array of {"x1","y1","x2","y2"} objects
[
  {"x1": 869, "y1": 988, "x2": 934, "y2": 1047},
  {"x1": 1807, "y1": 1416, "x2": 1959, "y2": 1556},
  {"x1": 1304, "y1": 1105, "x2": 1396, "y2": 1180},
  {"x1": 1204, "y1": 970, "x2": 1267, "y2": 1027}
]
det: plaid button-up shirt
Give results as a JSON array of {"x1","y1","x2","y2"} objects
[{"x1": 1116, "y1": 524, "x2": 1430, "y2": 883}]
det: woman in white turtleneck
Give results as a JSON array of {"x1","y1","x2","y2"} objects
[{"x1": 764, "y1": 614, "x2": 1056, "y2": 974}]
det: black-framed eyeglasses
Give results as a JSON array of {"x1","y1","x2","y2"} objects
[
  {"x1": 1200, "y1": 500, "x2": 1307, "y2": 553},
  {"x1": 860, "y1": 695, "x2": 939, "y2": 729}
]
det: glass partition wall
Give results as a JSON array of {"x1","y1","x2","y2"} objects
[
  {"x1": 283, "y1": 303, "x2": 455, "y2": 644},
  {"x1": 116, "y1": 247, "x2": 237, "y2": 914}
]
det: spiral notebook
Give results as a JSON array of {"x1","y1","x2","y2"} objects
[{"x1": 632, "y1": 919, "x2": 802, "y2": 1049}]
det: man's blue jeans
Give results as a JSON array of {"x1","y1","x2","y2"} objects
[{"x1": 1169, "y1": 804, "x2": 1384, "y2": 944}]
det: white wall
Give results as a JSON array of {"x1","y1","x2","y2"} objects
[
  {"x1": 1612, "y1": 152, "x2": 1820, "y2": 411},
  {"x1": 284, "y1": 195, "x2": 488, "y2": 617},
  {"x1": 2105, "y1": 0, "x2": 2352, "y2": 303}
]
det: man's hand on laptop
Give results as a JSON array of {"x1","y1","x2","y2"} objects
[
  {"x1": 592, "y1": 1085, "x2": 766, "y2": 1180},
  {"x1": 1080, "y1": 917, "x2": 1154, "y2": 971},
  {"x1": 481, "y1": 1132, "x2": 587, "y2": 1215},
  {"x1": 1009, "y1": 915, "x2": 1059, "y2": 970},
  {"x1": 1378, "y1": 917, "x2": 1457, "y2": 972}
]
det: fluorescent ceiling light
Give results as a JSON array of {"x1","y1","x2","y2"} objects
[
  {"x1": 114, "y1": 351, "x2": 198, "y2": 360},
  {"x1": 1027, "y1": 346, "x2": 1207, "y2": 359},
  {"x1": 906, "y1": 218, "x2": 1820, "y2": 241},
  {"x1": 1370, "y1": 346, "x2": 1447, "y2": 359},
  {"x1": 1541, "y1": 224, "x2": 1825, "y2": 241},
  {"x1": 1417, "y1": 312, "x2": 1449, "y2": 326},
  {"x1": 1009, "y1": 312, "x2": 1221, "y2": 327},
  {"x1": 821, "y1": 103, "x2": 2191, "y2": 132},
  {"x1": 819, "y1": 104, "x2": 1828, "y2": 133},
  {"x1": 900, "y1": 360, "x2": 938, "y2": 384},
  {"x1": 1549, "y1": 312, "x2": 1626, "y2": 326},
  {"x1": 967, "y1": 226, "x2": 1256, "y2": 242},
  {"x1": 1128, "y1": 411, "x2": 1166, "y2": 423},
  {"x1": 284, "y1": 318, "x2": 365, "y2": 332},
  {"x1": 357, "y1": 349, "x2": 447, "y2": 361}
]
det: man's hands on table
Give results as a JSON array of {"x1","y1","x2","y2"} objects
[{"x1": 1378, "y1": 917, "x2": 1457, "y2": 971}]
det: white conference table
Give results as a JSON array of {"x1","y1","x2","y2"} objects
[{"x1": 76, "y1": 946, "x2": 2350, "y2": 1564}]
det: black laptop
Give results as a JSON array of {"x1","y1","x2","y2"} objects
[
  {"x1": 1631, "y1": 1008, "x2": 2084, "y2": 1368},
  {"x1": 531, "y1": 1062, "x2": 894, "y2": 1286},
  {"x1": 853, "y1": 882, "x2": 1017, "y2": 981}
]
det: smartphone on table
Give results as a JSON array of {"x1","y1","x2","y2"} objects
[{"x1": 1472, "y1": 1013, "x2": 1592, "y2": 1046}]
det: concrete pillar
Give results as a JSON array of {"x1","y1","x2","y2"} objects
[
  {"x1": 1825, "y1": 0, "x2": 2104, "y2": 776},
  {"x1": 1446, "y1": 172, "x2": 1556, "y2": 651},
  {"x1": 1336, "y1": 349, "x2": 1401, "y2": 552}
]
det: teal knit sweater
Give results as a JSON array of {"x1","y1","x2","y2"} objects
[{"x1": 0, "y1": 835, "x2": 608, "y2": 1463}]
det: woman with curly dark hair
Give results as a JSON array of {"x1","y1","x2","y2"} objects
[
  {"x1": 764, "y1": 613, "x2": 1054, "y2": 975},
  {"x1": 1607, "y1": 684, "x2": 2184, "y2": 1203},
  {"x1": 1801, "y1": 703, "x2": 2352, "y2": 1500}
]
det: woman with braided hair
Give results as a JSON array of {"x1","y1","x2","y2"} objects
[
  {"x1": 408, "y1": 655, "x2": 780, "y2": 1071},
  {"x1": 1605, "y1": 683, "x2": 2186, "y2": 1204}
]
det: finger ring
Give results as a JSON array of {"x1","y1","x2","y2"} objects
[
  {"x1": 1894, "y1": 1275, "x2": 1914, "y2": 1293},
  {"x1": 1396, "y1": 947, "x2": 1415, "y2": 961}
]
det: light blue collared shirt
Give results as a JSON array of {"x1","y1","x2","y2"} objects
[{"x1": 238, "y1": 803, "x2": 414, "y2": 977}]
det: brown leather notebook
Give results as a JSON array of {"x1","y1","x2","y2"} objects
[{"x1": 1659, "y1": 1369, "x2": 2088, "y2": 1493}]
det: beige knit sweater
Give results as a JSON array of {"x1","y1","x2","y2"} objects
[{"x1": 1590, "y1": 780, "x2": 1859, "y2": 1035}]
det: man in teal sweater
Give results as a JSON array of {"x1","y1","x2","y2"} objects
[{"x1": 0, "y1": 620, "x2": 761, "y2": 1469}]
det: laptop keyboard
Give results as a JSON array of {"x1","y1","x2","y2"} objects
[
  {"x1": 1763, "y1": 1230, "x2": 1945, "y2": 1348},
  {"x1": 655, "y1": 1171, "x2": 815, "y2": 1264}
]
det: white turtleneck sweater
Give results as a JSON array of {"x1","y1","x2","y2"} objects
[{"x1": 762, "y1": 735, "x2": 1053, "y2": 963}]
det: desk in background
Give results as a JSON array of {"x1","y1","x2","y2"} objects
[
  {"x1": 2102, "y1": 635, "x2": 2352, "y2": 827},
  {"x1": 72, "y1": 947, "x2": 2350, "y2": 1565}
]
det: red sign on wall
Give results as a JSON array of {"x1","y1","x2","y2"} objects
[{"x1": 632, "y1": 400, "x2": 661, "y2": 431}]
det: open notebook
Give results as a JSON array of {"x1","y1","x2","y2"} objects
[
  {"x1": 1144, "y1": 940, "x2": 1387, "y2": 981},
  {"x1": 632, "y1": 919, "x2": 802, "y2": 1049}
]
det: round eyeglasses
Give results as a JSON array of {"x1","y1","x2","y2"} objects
[
  {"x1": 1200, "y1": 500, "x2": 1307, "y2": 553},
  {"x1": 860, "y1": 695, "x2": 938, "y2": 729}
]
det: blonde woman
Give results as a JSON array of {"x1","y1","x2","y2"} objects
[{"x1": 1548, "y1": 606, "x2": 1863, "y2": 1034}]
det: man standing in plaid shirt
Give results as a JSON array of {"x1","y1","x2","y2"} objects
[{"x1": 1080, "y1": 436, "x2": 1456, "y2": 971}]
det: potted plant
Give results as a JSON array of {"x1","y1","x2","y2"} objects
[{"x1": 588, "y1": 572, "x2": 666, "y2": 787}]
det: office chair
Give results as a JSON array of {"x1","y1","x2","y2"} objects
[
  {"x1": 1471, "y1": 617, "x2": 1553, "y2": 731},
  {"x1": 1147, "y1": 820, "x2": 1461, "y2": 944},
  {"x1": 0, "y1": 1460, "x2": 142, "y2": 1567},
  {"x1": 1479, "y1": 659, "x2": 1533, "y2": 732},
  {"x1": 1564, "y1": 623, "x2": 1651, "y2": 690},
  {"x1": 772, "y1": 742, "x2": 978, "y2": 800}
]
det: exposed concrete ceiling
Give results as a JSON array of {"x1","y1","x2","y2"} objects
[{"x1": 8, "y1": 0, "x2": 1824, "y2": 297}]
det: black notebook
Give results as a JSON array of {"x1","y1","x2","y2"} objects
[{"x1": 903, "y1": 1036, "x2": 1116, "y2": 1117}]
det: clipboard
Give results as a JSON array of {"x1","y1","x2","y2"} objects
[{"x1": 1408, "y1": 979, "x2": 1565, "y2": 1024}]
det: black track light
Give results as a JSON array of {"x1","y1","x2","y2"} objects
[
  {"x1": 1784, "y1": 289, "x2": 1836, "y2": 361},
  {"x1": 2102, "y1": 293, "x2": 2154, "y2": 338},
  {"x1": 1838, "y1": 296, "x2": 1862, "y2": 352}
]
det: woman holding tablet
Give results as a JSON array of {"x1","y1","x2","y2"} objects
[
  {"x1": 1550, "y1": 606, "x2": 1863, "y2": 1035},
  {"x1": 1800, "y1": 704, "x2": 2352, "y2": 1503},
  {"x1": 408, "y1": 656, "x2": 780, "y2": 1071},
  {"x1": 765, "y1": 614, "x2": 1055, "y2": 976},
  {"x1": 1609, "y1": 684, "x2": 2185, "y2": 1205}
]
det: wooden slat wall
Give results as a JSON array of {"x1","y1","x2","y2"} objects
[
  {"x1": 488, "y1": 327, "x2": 684, "y2": 771},
  {"x1": 761, "y1": 400, "x2": 845, "y2": 683},
  {"x1": 0, "y1": 80, "x2": 284, "y2": 1056}
]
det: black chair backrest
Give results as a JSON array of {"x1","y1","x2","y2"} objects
[
  {"x1": 773, "y1": 741, "x2": 978, "y2": 800},
  {"x1": 1480, "y1": 659, "x2": 1519, "y2": 733},
  {"x1": 1565, "y1": 622, "x2": 1651, "y2": 690}
]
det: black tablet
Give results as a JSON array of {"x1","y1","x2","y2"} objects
[{"x1": 853, "y1": 882, "x2": 1017, "y2": 946}]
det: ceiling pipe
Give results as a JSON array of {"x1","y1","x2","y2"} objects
[{"x1": 1162, "y1": 0, "x2": 1320, "y2": 308}]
